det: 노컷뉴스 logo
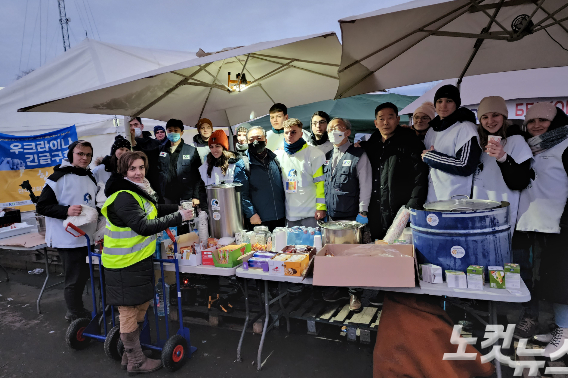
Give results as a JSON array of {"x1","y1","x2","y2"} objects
[{"x1": 444, "y1": 324, "x2": 568, "y2": 376}]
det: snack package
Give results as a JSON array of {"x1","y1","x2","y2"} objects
[
  {"x1": 504, "y1": 263, "x2": 521, "y2": 289},
  {"x1": 420, "y1": 264, "x2": 443, "y2": 284},
  {"x1": 467, "y1": 265, "x2": 485, "y2": 290},
  {"x1": 446, "y1": 270, "x2": 467, "y2": 288},
  {"x1": 488, "y1": 266, "x2": 506, "y2": 289},
  {"x1": 383, "y1": 206, "x2": 410, "y2": 244}
]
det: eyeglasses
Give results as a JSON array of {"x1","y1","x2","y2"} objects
[
  {"x1": 413, "y1": 116, "x2": 431, "y2": 122},
  {"x1": 74, "y1": 152, "x2": 93, "y2": 158},
  {"x1": 311, "y1": 120, "x2": 328, "y2": 126}
]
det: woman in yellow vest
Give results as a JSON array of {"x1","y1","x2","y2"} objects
[{"x1": 101, "y1": 151, "x2": 193, "y2": 374}]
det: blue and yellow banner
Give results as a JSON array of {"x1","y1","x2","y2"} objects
[{"x1": 0, "y1": 126, "x2": 77, "y2": 211}]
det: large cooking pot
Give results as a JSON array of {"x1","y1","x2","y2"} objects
[
  {"x1": 410, "y1": 195, "x2": 511, "y2": 272},
  {"x1": 206, "y1": 183, "x2": 244, "y2": 238},
  {"x1": 318, "y1": 220, "x2": 364, "y2": 245}
]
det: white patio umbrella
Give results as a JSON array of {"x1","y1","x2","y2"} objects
[
  {"x1": 19, "y1": 32, "x2": 341, "y2": 128},
  {"x1": 336, "y1": 0, "x2": 568, "y2": 99}
]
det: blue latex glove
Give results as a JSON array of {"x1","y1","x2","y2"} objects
[{"x1": 356, "y1": 213, "x2": 368, "y2": 224}]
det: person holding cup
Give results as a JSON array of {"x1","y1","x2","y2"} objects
[
  {"x1": 472, "y1": 96, "x2": 533, "y2": 229},
  {"x1": 102, "y1": 150, "x2": 193, "y2": 374}
]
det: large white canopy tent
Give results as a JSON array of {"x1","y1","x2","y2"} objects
[
  {"x1": 336, "y1": 0, "x2": 568, "y2": 99},
  {"x1": 0, "y1": 38, "x2": 197, "y2": 156},
  {"x1": 400, "y1": 66, "x2": 568, "y2": 118},
  {"x1": 18, "y1": 33, "x2": 342, "y2": 129}
]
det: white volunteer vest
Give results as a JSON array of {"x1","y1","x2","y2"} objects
[
  {"x1": 472, "y1": 135, "x2": 533, "y2": 230},
  {"x1": 91, "y1": 163, "x2": 111, "y2": 186},
  {"x1": 516, "y1": 137, "x2": 568, "y2": 233},
  {"x1": 308, "y1": 140, "x2": 333, "y2": 155},
  {"x1": 198, "y1": 162, "x2": 236, "y2": 186},
  {"x1": 424, "y1": 120, "x2": 479, "y2": 202},
  {"x1": 45, "y1": 173, "x2": 98, "y2": 248},
  {"x1": 275, "y1": 145, "x2": 325, "y2": 221}
]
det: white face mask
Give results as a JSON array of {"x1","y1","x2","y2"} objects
[
  {"x1": 134, "y1": 128, "x2": 142, "y2": 137},
  {"x1": 328, "y1": 130, "x2": 345, "y2": 144}
]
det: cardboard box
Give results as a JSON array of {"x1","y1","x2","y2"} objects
[
  {"x1": 202, "y1": 247, "x2": 216, "y2": 266},
  {"x1": 488, "y1": 266, "x2": 506, "y2": 289},
  {"x1": 446, "y1": 270, "x2": 467, "y2": 288},
  {"x1": 467, "y1": 265, "x2": 485, "y2": 290},
  {"x1": 420, "y1": 264, "x2": 443, "y2": 284},
  {"x1": 179, "y1": 245, "x2": 201, "y2": 266},
  {"x1": 284, "y1": 253, "x2": 309, "y2": 276},
  {"x1": 161, "y1": 238, "x2": 177, "y2": 260},
  {"x1": 504, "y1": 263, "x2": 521, "y2": 289},
  {"x1": 313, "y1": 244, "x2": 416, "y2": 287},
  {"x1": 212, "y1": 243, "x2": 251, "y2": 268},
  {"x1": 268, "y1": 254, "x2": 287, "y2": 276}
]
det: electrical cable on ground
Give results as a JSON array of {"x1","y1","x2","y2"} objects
[{"x1": 545, "y1": 29, "x2": 568, "y2": 52}]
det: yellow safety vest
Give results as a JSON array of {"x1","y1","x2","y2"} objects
[{"x1": 101, "y1": 190, "x2": 158, "y2": 269}]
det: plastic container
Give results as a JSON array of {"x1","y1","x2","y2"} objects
[{"x1": 155, "y1": 278, "x2": 170, "y2": 316}]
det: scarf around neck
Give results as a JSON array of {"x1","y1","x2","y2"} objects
[
  {"x1": 124, "y1": 177, "x2": 157, "y2": 199},
  {"x1": 284, "y1": 138, "x2": 306, "y2": 155},
  {"x1": 272, "y1": 127, "x2": 284, "y2": 134},
  {"x1": 527, "y1": 125, "x2": 568, "y2": 155}
]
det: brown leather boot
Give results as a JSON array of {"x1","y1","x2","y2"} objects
[
  {"x1": 121, "y1": 325, "x2": 152, "y2": 370},
  {"x1": 121, "y1": 330, "x2": 162, "y2": 375}
]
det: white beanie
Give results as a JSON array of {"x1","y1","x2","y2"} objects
[
  {"x1": 413, "y1": 102, "x2": 436, "y2": 120},
  {"x1": 524, "y1": 102, "x2": 557, "y2": 125},
  {"x1": 478, "y1": 96, "x2": 508, "y2": 118}
]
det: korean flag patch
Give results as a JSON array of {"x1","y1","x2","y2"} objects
[{"x1": 159, "y1": 152, "x2": 167, "y2": 157}]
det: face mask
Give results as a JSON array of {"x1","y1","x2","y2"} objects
[
  {"x1": 328, "y1": 130, "x2": 345, "y2": 144},
  {"x1": 167, "y1": 133, "x2": 181, "y2": 143},
  {"x1": 248, "y1": 140, "x2": 266, "y2": 154},
  {"x1": 134, "y1": 128, "x2": 142, "y2": 137}
]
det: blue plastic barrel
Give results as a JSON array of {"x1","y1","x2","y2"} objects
[{"x1": 410, "y1": 206, "x2": 511, "y2": 272}]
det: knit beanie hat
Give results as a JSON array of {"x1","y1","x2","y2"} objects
[
  {"x1": 236, "y1": 122, "x2": 251, "y2": 135},
  {"x1": 413, "y1": 102, "x2": 436, "y2": 120},
  {"x1": 434, "y1": 84, "x2": 461, "y2": 108},
  {"x1": 110, "y1": 135, "x2": 131, "y2": 156},
  {"x1": 166, "y1": 118, "x2": 184, "y2": 130},
  {"x1": 153, "y1": 125, "x2": 166, "y2": 135},
  {"x1": 477, "y1": 96, "x2": 508, "y2": 118},
  {"x1": 196, "y1": 118, "x2": 213, "y2": 130},
  {"x1": 524, "y1": 102, "x2": 557, "y2": 125},
  {"x1": 209, "y1": 130, "x2": 229, "y2": 150}
]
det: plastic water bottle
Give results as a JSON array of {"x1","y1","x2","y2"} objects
[
  {"x1": 287, "y1": 227, "x2": 295, "y2": 245},
  {"x1": 301, "y1": 227, "x2": 310, "y2": 245},
  {"x1": 308, "y1": 228, "x2": 315, "y2": 246},
  {"x1": 155, "y1": 278, "x2": 170, "y2": 316}
]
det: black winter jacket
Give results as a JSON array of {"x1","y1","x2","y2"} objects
[
  {"x1": 133, "y1": 131, "x2": 162, "y2": 191},
  {"x1": 103, "y1": 173, "x2": 182, "y2": 306},
  {"x1": 360, "y1": 126, "x2": 428, "y2": 239},
  {"x1": 148, "y1": 139, "x2": 204, "y2": 206}
]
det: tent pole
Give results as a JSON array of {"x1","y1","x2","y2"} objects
[
  {"x1": 457, "y1": 0, "x2": 506, "y2": 88},
  {"x1": 249, "y1": 55, "x2": 338, "y2": 79},
  {"x1": 234, "y1": 56, "x2": 276, "y2": 104},
  {"x1": 197, "y1": 61, "x2": 226, "y2": 122},
  {"x1": 533, "y1": 5, "x2": 568, "y2": 35}
]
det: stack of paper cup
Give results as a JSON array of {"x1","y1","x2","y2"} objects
[
  {"x1": 273, "y1": 228, "x2": 287, "y2": 252},
  {"x1": 313, "y1": 235, "x2": 323, "y2": 250}
]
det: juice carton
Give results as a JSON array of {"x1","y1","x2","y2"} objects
[
  {"x1": 467, "y1": 265, "x2": 485, "y2": 290},
  {"x1": 488, "y1": 266, "x2": 506, "y2": 289},
  {"x1": 504, "y1": 263, "x2": 521, "y2": 289}
]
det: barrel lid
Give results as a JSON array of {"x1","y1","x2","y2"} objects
[
  {"x1": 206, "y1": 183, "x2": 243, "y2": 189},
  {"x1": 423, "y1": 196, "x2": 502, "y2": 212}
]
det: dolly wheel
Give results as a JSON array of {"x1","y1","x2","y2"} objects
[
  {"x1": 104, "y1": 325, "x2": 122, "y2": 361},
  {"x1": 66, "y1": 318, "x2": 92, "y2": 350},
  {"x1": 161, "y1": 334, "x2": 188, "y2": 371}
]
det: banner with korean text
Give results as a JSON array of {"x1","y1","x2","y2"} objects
[{"x1": 0, "y1": 126, "x2": 77, "y2": 211}]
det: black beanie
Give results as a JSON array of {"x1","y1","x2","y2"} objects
[
  {"x1": 166, "y1": 118, "x2": 184, "y2": 130},
  {"x1": 111, "y1": 135, "x2": 131, "y2": 156},
  {"x1": 434, "y1": 84, "x2": 461, "y2": 108}
]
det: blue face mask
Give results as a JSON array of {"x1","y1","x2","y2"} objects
[{"x1": 167, "y1": 133, "x2": 181, "y2": 143}]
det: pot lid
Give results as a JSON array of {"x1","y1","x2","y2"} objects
[
  {"x1": 207, "y1": 183, "x2": 243, "y2": 189},
  {"x1": 423, "y1": 196, "x2": 502, "y2": 212},
  {"x1": 318, "y1": 220, "x2": 364, "y2": 230}
]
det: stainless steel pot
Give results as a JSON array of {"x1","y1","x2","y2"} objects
[
  {"x1": 318, "y1": 220, "x2": 364, "y2": 245},
  {"x1": 206, "y1": 183, "x2": 244, "y2": 238}
]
